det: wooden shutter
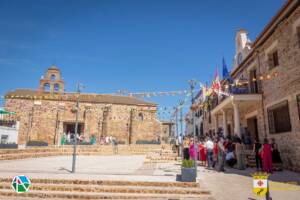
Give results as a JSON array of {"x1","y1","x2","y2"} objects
[
  {"x1": 268, "y1": 54, "x2": 274, "y2": 70},
  {"x1": 268, "y1": 109, "x2": 275, "y2": 134},
  {"x1": 273, "y1": 51, "x2": 279, "y2": 67}
]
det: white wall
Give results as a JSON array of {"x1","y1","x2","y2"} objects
[{"x1": 0, "y1": 122, "x2": 19, "y2": 144}]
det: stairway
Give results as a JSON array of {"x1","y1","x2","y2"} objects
[
  {"x1": 0, "y1": 145, "x2": 172, "y2": 161},
  {"x1": 145, "y1": 148, "x2": 181, "y2": 163},
  {"x1": 0, "y1": 178, "x2": 215, "y2": 200},
  {"x1": 243, "y1": 150, "x2": 256, "y2": 168}
]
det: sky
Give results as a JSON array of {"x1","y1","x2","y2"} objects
[{"x1": 0, "y1": 0, "x2": 285, "y2": 119}]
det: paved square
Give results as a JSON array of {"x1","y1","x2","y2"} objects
[{"x1": 1, "y1": 156, "x2": 300, "y2": 199}]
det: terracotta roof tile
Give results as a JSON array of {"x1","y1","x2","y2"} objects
[{"x1": 5, "y1": 89, "x2": 156, "y2": 106}]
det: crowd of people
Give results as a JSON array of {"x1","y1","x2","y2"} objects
[{"x1": 181, "y1": 132, "x2": 283, "y2": 173}]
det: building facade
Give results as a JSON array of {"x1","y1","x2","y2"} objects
[
  {"x1": 4, "y1": 66, "x2": 162, "y2": 145},
  {"x1": 202, "y1": 0, "x2": 300, "y2": 171}
]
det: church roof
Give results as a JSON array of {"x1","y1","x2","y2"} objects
[{"x1": 5, "y1": 89, "x2": 156, "y2": 106}]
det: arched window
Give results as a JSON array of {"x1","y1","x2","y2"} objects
[
  {"x1": 138, "y1": 113, "x2": 144, "y2": 121},
  {"x1": 54, "y1": 83, "x2": 60, "y2": 92},
  {"x1": 50, "y1": 74, "x2": 56, "y2": 81},
  {"x1": 44, "y1": 83, "x2": 50, "y2": 92}
]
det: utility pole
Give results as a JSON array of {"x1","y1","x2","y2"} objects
[
  {"x1": 175, "y1": 107, "x2": 178, "y2": 139},
  {"x1": 72, "y1": 83, "x2": 84, "y2": 173},
  {"x1": 179, "y1": 100, "x2": 184, "y2": 159},
  {"x1": 189, "y1": 79, "x2": 197, "y2": 174},
  {"x1": 26, "y1": 107, "x2": 33, "y2": 147}
]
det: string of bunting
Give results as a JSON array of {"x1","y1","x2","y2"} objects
[
  {"x1": 116, "y1": 90, "x2": 190, "y2": 98},
  {"x1": 223, "y1": 70, "x2": 279, "y2": 88}
]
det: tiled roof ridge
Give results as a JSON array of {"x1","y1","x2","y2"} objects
[{"x1": 4, "y1": 89, "x2": 156, "y2": 106}]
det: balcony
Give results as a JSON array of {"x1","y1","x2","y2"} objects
[{"x1": 211, "y1": 83, "x2": 261, "y2": 110}]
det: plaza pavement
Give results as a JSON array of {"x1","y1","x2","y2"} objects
[
  {"x1": 0, "y1": 155, "x2": 300, "y2": 199},
  {"x1": 0, "y1": 155, "x2": 177, "y2": 182}
]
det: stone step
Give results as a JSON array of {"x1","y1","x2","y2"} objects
[
  {"x1": 0, "y1": 189, "x2": 214, "y2": 200},
  {"x1": 0, "y1": 183, "x2": 209, "y2": 195},
  {"x1": 0, "y1": 148, "x2": 165, "y2": 154},
  {"x1": 0, "y1": 151, "x2": 167, "y2": 160},
  {"x1": 0, "y1": 178, "x2": 199, "y2": 188},
  {"x1": 0, "y1": 177, "x2": 214, "y2": 199}
]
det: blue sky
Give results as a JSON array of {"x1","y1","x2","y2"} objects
[{"x1": 0, "y1": 0, "x2": 285, "y2": 118}]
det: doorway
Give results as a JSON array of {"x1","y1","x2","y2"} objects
[
  {"x1": 247, "y1": 116, "x2": 259, "y2": 141},
  {"x1": 63, "y1": 122, "x2": 84, "y2": 138}
]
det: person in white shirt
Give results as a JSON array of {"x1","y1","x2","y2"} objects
[{"x1": 205, "y1": 138, "x2": 214, "y2": 169}]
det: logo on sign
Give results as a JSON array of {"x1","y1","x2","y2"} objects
[
  {"x1": 11, "y1": 175, "x2": 31, "y2": 193},
  {"x1": 252, "y1": 173, "x2": 268, "y2": 197}
]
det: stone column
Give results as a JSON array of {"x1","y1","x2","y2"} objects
[
  {"x1": 233, "y1": 102, "x2": 241, "y2": 137},
  {"x1": 214, "y1": 114, "x2": 218, "y2": 132},
  {"x1": 221, "y1": 109, "x2": 228, "y2": 137}
]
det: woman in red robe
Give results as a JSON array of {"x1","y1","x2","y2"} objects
[
  {"x1": 261, "y1": 138, "x2": 273, "y2": 174},
  {"x1": 198, "y1": 141, "x2": 207, "y2": 166}
]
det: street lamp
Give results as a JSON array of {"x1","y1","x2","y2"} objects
[
  {"x1": 189, "y1": 79, "x2": 197, "y2": 174},
  {"x1": 71, "y1": 83, "x2": 84, "y2": 173}
]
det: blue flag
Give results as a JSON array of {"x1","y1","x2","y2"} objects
[{"x1": 222, "y1": 57, "x2": 230, "y2": 80}]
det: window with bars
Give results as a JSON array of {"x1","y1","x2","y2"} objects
[
  {"x1": 267, "y1": 100, "x2": 291, "y2": 134},
  {"x1": 268, "y1": 50, "x2": 279, "y2": 70}
]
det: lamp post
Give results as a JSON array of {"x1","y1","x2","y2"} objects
[
  {"x1": 71, "y1": 83, "x2": 84, "y2": 173},
  {"x1": 189, "y1": 79, "x2": 197, "y2": 174}
]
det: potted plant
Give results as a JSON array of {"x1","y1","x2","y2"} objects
[{"x1": 181, "y1": 159, "x2": 196, "y2": 182}]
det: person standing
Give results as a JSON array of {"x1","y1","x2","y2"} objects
[
  {"x1": 189, "y1": 138, "x2": 197, "y2": 161},
  {"x1": 253, "y1": 138, "x2": 263, "y2": 171},
  {"x1": 91, "y1": 134, "x2": 95, "y2": 145},
  {"x1": 212, "y1": 138, "x2": 219, "y2": 168},
  {"x1": 111, "y1": 137, "x2": 118, "y2": 154},
  {"x1": 261, "y1": 138, "x2": 273, "y2": 174},
  {"x1": 205, "y1": 137, "x2": 214, "y2": 169},
  {"x1": 218, "y1": 137, "x2": 226, "y2": 172},
  {"x1": 198, "y1": 140, "x2": 206, "y2": 166},
  {"x1": 235, "y1": 141, "x2": 246, "y2": 170},
  {"x1": 271, "y1": 138, "x2": 282, "y2": 171},
  {"x1": 183, "y1": 137, "x2": 190, "y2": 160}
]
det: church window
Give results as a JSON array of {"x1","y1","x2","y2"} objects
[
  {"x1": 50, "y1": 74, "x2": 56, "y2": 81},
  {"x1": 237, "y1": 52, "x2": 243, "y2": 65},
  {"x1": 54, "y1": 83, "x2": 60, "y2": 92},
  {"x1": 268, "y1": 50, "x2": 279, "y2": 70},
  {"x1": 44, "y1": 83, "x2": 50, "y2": 92}
]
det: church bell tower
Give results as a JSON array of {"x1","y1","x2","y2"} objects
[{"x1": 39, "y1": 66, "x2": 64, "y2": 93}]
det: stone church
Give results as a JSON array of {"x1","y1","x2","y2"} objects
[{"x1": 4, "y1": 66, "x2": 162, "y2": 145}]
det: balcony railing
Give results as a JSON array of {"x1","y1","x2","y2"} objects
[{"x1": 210, "y1": 84, "x2": 261, "y2": 110}]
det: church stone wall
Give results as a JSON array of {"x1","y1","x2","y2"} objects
[{"x1": 5, "y1": 98, "x2": 162, "y2": 145}]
